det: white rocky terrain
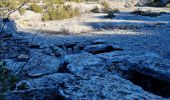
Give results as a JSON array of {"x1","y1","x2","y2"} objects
[{"x1": 0, "y1": 2, "x2": 170, "y2": 100}]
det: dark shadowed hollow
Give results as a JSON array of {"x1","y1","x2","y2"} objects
[{"x1": 127, "y1": 70, "x2": 170, "y2": 98}]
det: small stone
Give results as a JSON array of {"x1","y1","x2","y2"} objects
[
  {"x1": 52, "y1": 47, "x2": 66, "y2": 57},
  {"x1": 17, "y1": 54, "x2": 29, "y2": 61},
  {"x1": 67, "y1": 64, "x2": 85, "y2": 74}
]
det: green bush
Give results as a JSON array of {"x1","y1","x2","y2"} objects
[
  {"x1": 42, "y1": 5, "x2": 80, "y2": 21},
  {"x1": 30, "y1": 3, "x2": 43, "y2": 13},
  {"x1": 18, "y1": 8, "x2": 26, "y2": 15},
  {"x1": 111, "y1": 8, "x2": 120, "y2": 13},
  {"x1": 101, "y1": 1, "x2": 111, "y2": 13},
  {"x1": 42, "y1": 13, "x2": 50, "y2": 21},
  {"x1": 17, "y1": 83, "x2": 28, "y2": 90},
  {"x1": 146, "y1": 1, "x2": 165, "y2": 7},
  {"x1": 0, "y1": 61, "x2": 19, "y2": 100},
  {"x1": 166, "y1": 3, "x2": 170, "y2": 8},
  {"x1": 91, "y1": 6, "x2": 100, "y2": 13}
]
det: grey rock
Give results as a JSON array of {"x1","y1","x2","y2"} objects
[
  {"x1": 17, "y1": 54, "x2": 29, "y2": 61},
  {"x1": 64, "y1": 52, "x2": 106, "y2": 71},
  {"x1": 24, "y1": 51, "x2": 61, "y2": 77},
  {"x1": 42, "y1": 47, "x2": 54, "y2": 56},
  {"x1": 83, "y1": 44, "x2": 123, "y2": 54},
  {"x1": 4, "y1": 59, "x2": 25, "y2": 75},
  {"x1": 92, "y1": 39, "x2": 108, "y2": 44},
  {"x1": 67, "y1": 64, "x2": 85, "y2": 74},
  {"x1": 127, "y1": 52, "x2": 170, "y2": 83},
  {"x1": 62, "y1": 71, "x2": 163, "y2": 100},
  {"x1": 16, "y1": 73, "x2": 73, "y2": 89},
  {"x1": 6, "y1": 88, "x2": 65, "y2": 100},
  {"x1": 0, "y1": 18, "x2": 17, "y2": 34}
]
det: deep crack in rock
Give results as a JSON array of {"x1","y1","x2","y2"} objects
[{"x1": 126, "y1": 70, "x2": 170, "y2": 98}]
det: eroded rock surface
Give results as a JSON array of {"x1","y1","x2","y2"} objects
[{"x1": 1, "y1": 33, "x2": 170, "y2": 100}]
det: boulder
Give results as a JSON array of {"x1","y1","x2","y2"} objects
[
  {"x1": 0, "y1": 17, "x2": 17, "y2": 34},
  {"x1": 64, "y1": 52, "x2": 106, "y2": 72},
  {"x1": 127, "y1": 52, "x2": 170, "y2": 83},
  {"x1": 24, "y1": 51, "x2": 61, "y2": 77},
  {"x1": 83, "y1": 44, "x2": 124, "y2": 54},
  {"x1": 6, "y1": 88, "x2": 65, "y2": 100},
  {"x1": 4, "y1": 59, "x2": 25, "y2": 75},
  {"x1": 52, "y1": 47, "x2": 66, "y2": 57}
]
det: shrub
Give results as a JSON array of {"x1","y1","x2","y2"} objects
[
  {"x1": 17, "y1": 83, "x2": 28, "y2": 90},
  {"x1": 105, "y1": 11, "x2": 115, "y2": 18},
  {"x1": 91, "y1": 6, "x2": 100, "y2": 13},
  {"x1": 111, "y1": 8, "x2": 120, "y2": 13},
  {"x1": 42, "y1": 5, "x2": 80, "y2": 21},
  {"x1": 101, "y1": 1, "x2": 111, "y2": 13},
  {"x1": 18, "y1": 8, "x2": 26, "y2": 15},
  {"x1": 166, "y1": 3, "x2": 170, "y2": 8},
  {"x1": 42, "y1": 13, "x2": 50, "y2": 21},
  {"x1": 131, "y1": 9, "x2": 161, "y2": 17},
  {"x1": 30, "y1": 3, "x2": 43, "y2": 13},
  {"x1": 58, "y1": 28, "x2": 71, "y2": 35},
  {"x1": 131, "y1": 9, "x2": 143, "y2": 15},
  {"x1": 0, "y1": 60, "x2": 19, "y2": 100},
  {"x1": 146, "y1": 1, "x2": 165, "y2": 7}
]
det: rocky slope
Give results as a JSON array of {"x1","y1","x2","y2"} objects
[{"x1": 0, "y1": 19, "x2": 170, "y2": 99}]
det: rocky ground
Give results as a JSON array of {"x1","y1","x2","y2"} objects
[{"x1": 0, "y1": 6, "x2": 170, "y2": 100}]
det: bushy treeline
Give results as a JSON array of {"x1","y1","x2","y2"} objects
[
  {"x1": 0, "y1": 0, "x2": 100, "y2": 19},
  {"x1": 146, "y1": 0, "x2": 170, "y2": 7},
  {"x1": 42, "y1": 5, "x2": 80, "y2": 21}
]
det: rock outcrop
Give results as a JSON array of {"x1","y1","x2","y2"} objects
[{"x1": 1, "y1": 32, "x2": 170, "y2": 100}]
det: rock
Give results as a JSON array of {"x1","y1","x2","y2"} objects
[
  {"x1": 52, "y1": 47, "x2": 66, "y2": 57},
  {"x1": 6, "y1": 88, "x2": 65, "y2": 100},
  {"x1": 16, "y1": 73, "x2": 73, "y2": 89},
  {"x1": 127, "y1": 52, "x2": 170, "y2": 83},
  {"x1": 83, "y1": 44, "x2": 124, "y2": 54},
  {"x1": 17, "y1": 54, "x2": 29, "y2": 61},
  {"x1": 61, "y1": 71, "x2": 163, "y2": 100},
  {"x1": 0, "y1": 18, "x2": 17, "y2": 34},
  {"x1": 96, "y1": 51, "x2": 132, "y2": 66},
  {"x1": 64, "y1": 52, "x2": 106, "y2": 71},
  {"x1": 92, "y1": 39, "x2": 108, "y2": 44},
  {"x1": 4, "y1": 59, "x2": 25, "y2": 75},
  {"x1": 76, "y1": 42, "x2": 91, "y2": 50},
  {"x1": 42, "y1": 47, "x2": 54, "y2": 56},
  {"x1": 67, "y1": 64, "x2": 85, "y2": 74},
  {"x1": 24, "y1": 51, "x2": 61, "y2": 77},
  {"x1": 9, "y1": 10, "x2": 20, "y2": 19}
]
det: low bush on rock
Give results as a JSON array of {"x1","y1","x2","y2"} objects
[
  {"x1": 18, "y1": 8, "x2": 26, "y2": 15},
  {"x1": 166, "y1": 3, "x2": 170, "y2": 8},
  {"x1": 105, "y1": 11, "x2": 115, "y2": 18},
  {"x1": 104, "y1": 8, "x2": 119, "y2": 18},
  {"x1": 58, "y1": 28, "x2": 71, "y2": 35},
  {"x1": 146, "y1": 0, "x2": 165, "y2": 7},
  {"x1": 101, "y1": 1, "x2": 111, "y2": 13},
  {"x1": 0, "y1": 61, "x2": 19, "y2": 99},
  {"x1": 30, "y1": 3, "x2": 43, "y2": 13},
  {"x1": 42, "y1": 5, "x2": 80, "y2": 21},
  {"x1": 131, "y1": 9, "x2": 162, "y2": 17},
  {"x1": 91, "y1": 6, "x2": 100, "y2": 13},
  {"x1": 111, "y1": 8, "x2": 120, "y2": 13}
]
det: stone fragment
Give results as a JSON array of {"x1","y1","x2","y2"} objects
[{"x1": 24, "y1": 51, "x2": 61, "y2": 77}]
